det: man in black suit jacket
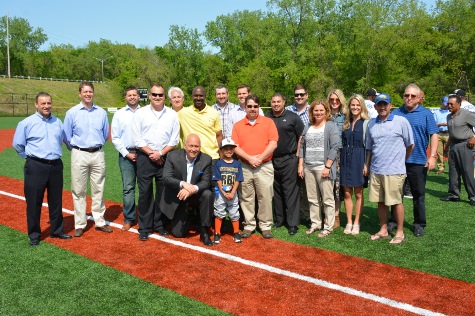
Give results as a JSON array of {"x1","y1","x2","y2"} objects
[{"x1": 160, "y1": 134, "x2": 214, "y2": 246}]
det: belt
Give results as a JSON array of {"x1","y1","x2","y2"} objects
[
  {"x1": 127, "y1": 148, "x2": 138, "y2": 153},
  {"x1": 72, "y1": 145, "x2": 102, "y2": 153},
  {"x1": 439, "y1": 131, "x2": 449, "y2": 134},
  {"x1": 27, "y1": 156, "x2": 60, "y2": 164}
]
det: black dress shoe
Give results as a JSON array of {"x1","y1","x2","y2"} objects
[
  {"x1": 139, "y1": 232, "x2": 150, "y2": 241},
  {"x1": 274, "y1": 221, "x2": 284, "y2": 228},
  {"x1": 29, "y1": 239, "x2": 40, "y2": 246},
  {"x1": 440, "y1": 196, "x2": 460, "y2": 202},
  {"x1": 413, "y1": 226, "x2": 424, "y2": 237},
  {"x1": 155, "y1": 227, "x2": 169, "y2": 237},
  {"x1": 50, "y1": 233, "x2": 73, "y2": 240},
  {"x1": 470, "y1": 200, "x2": 475, "y2": 206},
  {"x1": 288, "y1": 226, "x2": 298, "y2": 235},
  {"x1": 200, "y1": 233, "x2": 213, "y2": 246}
]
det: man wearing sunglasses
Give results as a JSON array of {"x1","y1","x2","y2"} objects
[
  {"x1": 232, "y1": 94, "x2": 278, "y2": 239},
  {"x1": 285, "y1": 84, "x2": 311, "y2": 224},
  {"x1": 389, "y1": 84, "x2": 438, "y2": 238},
  {"x1": 132, "y1": 84, "x2": 180, "y2": 241}
]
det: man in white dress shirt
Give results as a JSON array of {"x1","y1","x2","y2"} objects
[{"x1": 132, "y1": 84, "x2": 180, "y2": 241}]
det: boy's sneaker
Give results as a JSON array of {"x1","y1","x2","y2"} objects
[
  {"x1": 233, "y1": 232, "x2": 242, "y2": 243},
  {"x1": 213, "y1": 233, "x2": 221, "y2": 244}
]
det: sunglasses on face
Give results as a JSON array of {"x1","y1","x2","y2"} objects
[
  {"x1": 404, "y1": 94, "x2": 417, "y2": 99},
  {"x1": 150, "y1": 93, "x2": 165, "y2": 98},
  {"x1": 294, "y1": 93, "x2": 306, "y2": 97},
  {"x1": 246, "y1": 105, "x2": 259, "y2": 109}
]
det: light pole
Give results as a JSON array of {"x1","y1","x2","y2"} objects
[{"x1": 93, "y1": 56, "x2": 112, "y2": 82}]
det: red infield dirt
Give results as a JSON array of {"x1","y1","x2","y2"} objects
[
  {"x1": 1, "y1": 176, "x2": 474, "y2": 315},
  {"x1": 0, "y1": 130, "x2": 15, "y2": 152}
]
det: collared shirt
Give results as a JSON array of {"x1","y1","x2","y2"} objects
[
  {"x1": 364, "y1": 100, "x2": 378, "y2": 118},
  {"x1": 366, "y1": 113, "x2": 414, "y2": 175},
  {"x1": 12, "y1": 112, "x2": 64, "y2": 160},
  {"x1": 180, "y1": 155, "x2": 199, "y2": 193},
  {"x1": 111, "y1": 104, "x2": 140, "y2": 157},
  {"x1": 213, "y1": 101, "x2": 238, "y2": 139},
  {"x1": 285, "y1": 103, "x2": 310, "y2": 126},
  {"x1": 447, "y1": 108, "x2": 475, "y2": 141},
  {"x1": 433, "y1": 108, "x2": 449, "y2": 132},
  {"x1": 267, "y1": 110, "x2": 304, "y2": 157},
  {"x1": 392, "y1": 104, "x2": 438, "y2": 165},
  {"x1": 132, "y1": 104, "x2": 180, "y2": 150},
  {"x1": 178, "y1": 105, "x2": 222, "y2": 159},
  {"x1": 232, "y1": 115, "x2": 279, "y2": 163},
  {"x1": 63, "y1": 103, "x2": 109, "y2": 148},
  {"x1": 230, "y1": 106, "x2": 264, "y2": 127}
]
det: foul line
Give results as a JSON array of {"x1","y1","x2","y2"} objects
[{"x1": 0, "y1": 190, "x2": 445, "y2": 316}]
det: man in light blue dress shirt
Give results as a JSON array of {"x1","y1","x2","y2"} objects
[
  {"x1": 64, "y1": 81, "x2": 112, "y2": 237},
  {"x1": 111, "y1": 86, "x2": 141, "y2": 231},
  {"x1": 13, "y1": 92, "x2": 72, "y2": 246}
]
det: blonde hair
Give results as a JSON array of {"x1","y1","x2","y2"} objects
[
  {"x1": 327, "y1": 89, "x2": 347, "y2": 115},
  {"x1": 343, "y1": 94, "x2": 370, "y2": 131}
]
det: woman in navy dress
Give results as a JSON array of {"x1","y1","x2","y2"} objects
[{"x1": 340, "y1": 94, "x2": 370, "y2": 235}]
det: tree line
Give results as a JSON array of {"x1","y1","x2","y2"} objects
[{"x1": 1, "y1": 0, "x2": 474, "y2": 106}]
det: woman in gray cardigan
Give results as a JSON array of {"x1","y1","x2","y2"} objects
[{"x1": 298, "y1": 99, "x2": 341, "y2": 237}]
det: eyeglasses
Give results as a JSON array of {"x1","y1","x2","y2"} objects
[
  {"x1": 329, "y1": 98, "x2": 340, "y2": 102},
  {"x1": 404, "y1": 94, "x2": 417, "y2": 99},
  {"x1": 246, "y1": 105, "x2": 259, "y2": 109},
  {"x1": 150, "y1": 93, "x2": 165, "y2": 98},
  {"x1": 294, "y1": 93, "x2": 306, "y2": 97}
]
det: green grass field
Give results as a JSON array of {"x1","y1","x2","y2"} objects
[{"x1": 1, "y1": 116, "x2": 474, "y2": 314}]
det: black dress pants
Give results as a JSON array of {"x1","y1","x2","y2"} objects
[
  {"x1": 24, "y1": 158, "x2": 64, "y2": 240},
  {"x1": 272, "y1": 154, "x2": 300, "y2": 227}
]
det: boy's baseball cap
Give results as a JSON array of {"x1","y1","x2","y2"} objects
[{"x1": 220, "y1": 138, "x2": 237, "y2": 148}]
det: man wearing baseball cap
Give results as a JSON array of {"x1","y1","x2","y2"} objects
[
  {"x1": 365, "y1": 88, "x2": 378, "y2": 118},
  {"x1": 454, "y1": 89, "x2": 475, "y2": 113},
  {"x1": 365, "y1": 93, "x2": 414, "y2": 244}
]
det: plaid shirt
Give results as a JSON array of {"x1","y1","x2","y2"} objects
[
  {"x1": 286, "y1": 103, "x2": 310, "y2": 127},
  {"x1": 213, "y1": 102, "x2": 238, "y2": 138}
]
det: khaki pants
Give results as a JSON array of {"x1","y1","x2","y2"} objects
[
  {"x1": 304, "y1": 168, "x2": 335, "y2": 231},
  {"x1": 239, "y1": 161, "x2": 274, "y2": 232},
  {"x1": 71, "y1": 148, "x2": 106, "y2": 229},
  {"x1": 437, "y1": 133, "x2": 449, "y2": 171}
]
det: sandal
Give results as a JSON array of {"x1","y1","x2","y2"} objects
[
  {"x1": 317, "y1": 230, "x2": 332, "y2": 238},
  {"x1": 343, "y1": 224, "x2": 352, "y2": 234},
  {"x1": 370, "y1": 233, "x2": 390, "y2": 241},
  {"x1": 351, "y1": 224, "x2": 360, "y2": 235},
  {"x1": 389, "y1": 235, "x2": 407, "y2": 245},
  {"x1": 306, "y1": 227, "x2": 317, "y2": 235}
]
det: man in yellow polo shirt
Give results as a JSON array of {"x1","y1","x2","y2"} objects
[{"x1": 178, "y1": 86, "x2": 223, "y2": 161}]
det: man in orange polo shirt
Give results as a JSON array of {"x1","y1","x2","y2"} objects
[{"x1": 232, "y1": 94, "x2": 279, "y2": 239}]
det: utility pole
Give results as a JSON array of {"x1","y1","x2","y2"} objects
[
  {"x1": 93, "y1": 56, "x2": 112, "y2": 82},
  {"x1": 6, "y1": 14, "x2": 11, "y2": 78}
]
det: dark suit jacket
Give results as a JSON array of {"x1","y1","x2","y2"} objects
[{"x1": 160, "y1": 149, "x2": 212, "y2": 219}]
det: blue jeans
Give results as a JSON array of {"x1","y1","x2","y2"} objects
[{"x1": 118, "y1": 155, "x2": 138, "y2": 224}]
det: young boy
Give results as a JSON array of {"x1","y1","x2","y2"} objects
[{"x1": 213, "y1": 138, "x2": 244, "y2": 243}]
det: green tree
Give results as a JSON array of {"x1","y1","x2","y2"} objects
[{"x1": 0, "y1": 16, "x2": 48, "y2": 76}]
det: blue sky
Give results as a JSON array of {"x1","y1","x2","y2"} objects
[{"x1": 2, "y1": 0, "x2": 436, "y2": 50}]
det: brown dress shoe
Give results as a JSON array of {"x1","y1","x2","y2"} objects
[
  {"x1": 74, "y1": 228, "x2": 84, "y2": 237},
  {"x1": 95, "y1": 225, "x2": 113, "y2": 233},
  {"x1": 436, "y1": 169, "x2": 444, "y2": 174},
  {"x1": 121, "y1": 223, "x2": 132, "y2": 231}
]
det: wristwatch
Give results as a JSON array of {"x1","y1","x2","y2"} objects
[{"x1": 430, "y1": 154, "x2": 437, "y2": 158}]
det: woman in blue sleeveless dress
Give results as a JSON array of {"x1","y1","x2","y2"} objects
[{"x1": 340, "y1": 94, "x2": 370, "y2": 235}]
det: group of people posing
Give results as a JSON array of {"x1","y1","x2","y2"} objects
[{"x1": 13, "y1": 81, "x2": 475, "y2": 247}]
